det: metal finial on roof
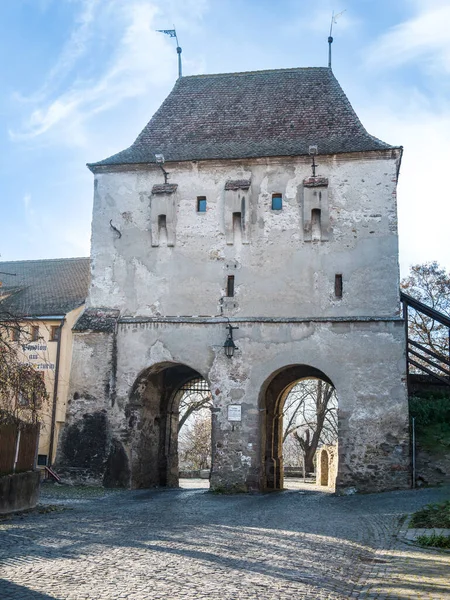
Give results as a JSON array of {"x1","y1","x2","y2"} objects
[
  {"x1": 328, "y1": 10, "x2": 346, "y2": 69},
  {"x1": 156, "y1": 26, "x2": 182, "y2": 79}
]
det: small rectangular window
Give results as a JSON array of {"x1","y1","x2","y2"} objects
[
  {"x1": 31, "y1": 325, "x2": 39, "y2": 341},
  {"x1": 272, "y1": 194, "x2": 282, "y2": 210},
  {"x1": 197, "y1": 197, "x2": 207, "y2": 212},
  {"x1": 37, "y1": 454, "x2": 48, "y2": 466},
  {"x1": 10, "y1": 327, "x2": 20, "y2": 342},
  {"x1": 335, "y1": 274, "x2": 343, "y2": 298},
  {"x1": 227, "y1": 275, "x2": 235, "y2": 297},
  {"x1": 50, "y1": 326, "x2": 60, "y2": 342}
]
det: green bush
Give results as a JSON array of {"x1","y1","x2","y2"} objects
[
  {"x1": 410, "y1": 500, "x2": 450, "y2": 528},
  {"x1": 409, "y1": 393, "x2": 450, "y2": 430},
  {"x1": 409, "y1": 393, "x2": 450, "y2": 451}
]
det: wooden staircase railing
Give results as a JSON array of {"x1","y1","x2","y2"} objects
[{"x1": 400, "y1": 291, "x2": 450, "y2": 389}]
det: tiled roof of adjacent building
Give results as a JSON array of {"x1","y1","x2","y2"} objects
[
  {"x1": 89, "y1": 67, "x2": 393, "y2": 169},
  {"x1": 0, "y1": 258, "x2": 90, "y2": 318}
]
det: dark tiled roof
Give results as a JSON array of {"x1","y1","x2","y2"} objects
[
  {"x1": 73, "y1": 308, "x2": 120, "y2": 332},
  {"x1": 0, "y1": 258, "x2": 90, "y2": 318},
  {"x1": 225, "y1": 180, "x2": 251, "y2": 190},
  {"x1": 152, "y1": 184, "x2": 178, "y2": 194},
  {"x1": 89, "y1": 67, "x2": 392, "y2": 168}
]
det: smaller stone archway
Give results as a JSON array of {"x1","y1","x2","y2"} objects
[
  {"x1": 259, "y1": 364, "x2": 337, "y2": 491},
  {"x1": 127, "y1": 362, "x2": 211, "y2": 489}
]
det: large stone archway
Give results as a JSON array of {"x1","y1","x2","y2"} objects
[
  {"x1": 259, "y1": 364, "x2": 336, "y2": 491},
  {"x1": 127, "y1": 362, "x2": 210, "y2": 488}
]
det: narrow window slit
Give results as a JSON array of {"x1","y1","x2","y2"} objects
[
  {"x1": 311, "y1": 208, "x2": 321, "y2": 241},
  {"x1": 158, "y1": 214, "x2": 168, "y2": 245},
  {"x1": 232, "y1": 212, "x2": 242, "y2": 244},
  {"x1": 227, "y1": 275, "x2": 235, "y2": 297},
  {"x1": 335, "y1": 274, "x2": 343, "y2": 298}
]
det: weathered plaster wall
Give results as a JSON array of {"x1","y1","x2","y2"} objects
[
  {"x1": 59, "y1": 149, "x2": 408, "y2": 493},
  {"x1": 60, "y1": 317, "x2": 409, "y2": 493},
  {"x1": 88, "y1": 152, "x2": 401, "y2": 319}
]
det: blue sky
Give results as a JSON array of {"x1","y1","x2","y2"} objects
[{"x1": 1, "y1": 0, "x2": 449, "y2": 276}]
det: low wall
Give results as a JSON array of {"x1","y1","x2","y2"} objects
[
  {"x1": 179, "y1": 470, "x2": 211, "y2": 479},
  {"x1": 0, "y1": 471, "x2": 40, "y2": 515}
]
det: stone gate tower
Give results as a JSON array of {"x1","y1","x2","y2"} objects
[{"x1": 57, "y1": 68, "x2": 410, "y2": 492}]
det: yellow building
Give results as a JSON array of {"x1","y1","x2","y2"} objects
[{"x1": 0, "y1": 258, "x2": 90, "y2": 467}]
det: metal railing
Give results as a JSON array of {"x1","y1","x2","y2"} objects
[{"x1": 400, "y1": 291, "x2": 450, "y2": 389}]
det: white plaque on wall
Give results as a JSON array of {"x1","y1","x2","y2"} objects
[{"x1": 228, "y1": 404, "x2": 242, "y2": 422}]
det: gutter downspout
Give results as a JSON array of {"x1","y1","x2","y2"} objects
[{"x1": 48, "y1": 318, "x2": 65, "y2": 466}]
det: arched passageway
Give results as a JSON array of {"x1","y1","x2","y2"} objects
[
  {"x1": 127, "y1": 362, "x2": 211, "y2": 489},
  {"x1": 259, "y1": 364, "x2": 338, "y2": 491}
]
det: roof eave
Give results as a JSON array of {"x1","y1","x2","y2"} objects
[{"x1": 87, "y1": 147, "x2": 402, "y2": 174}]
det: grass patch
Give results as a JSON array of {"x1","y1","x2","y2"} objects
[
  {"x1": 410, "y1": 500, "x2": 450, "y2": 528},
  {"x1": 416, "y1": 533, "x2": 450, "y2": 549}
]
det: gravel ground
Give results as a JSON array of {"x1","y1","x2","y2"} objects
[{"x1": 0, "y1": 482, "x2": 449, "y2": 599}]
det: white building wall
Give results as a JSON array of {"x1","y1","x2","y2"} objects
[{"x1": 88, "y1": 151, "x2": 401, "y2": 319}]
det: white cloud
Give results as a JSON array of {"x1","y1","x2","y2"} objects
[
  {"x1": 359, "y1": 91, "x2": 450, "y2": 275},
  {"x1": 9, "y1": 0, "x2": 179, "y2": 145},
  {"x1": 367, "y1": 4, "x2": 450, "y2": 72}
]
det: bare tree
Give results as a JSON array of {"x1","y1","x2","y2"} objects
[
  {"x1": 0, "y1": 305, "x2": 48, "y2": 424},
  {"x1": 178, "y1": 411, "x2": 211, "y2": 470},
  {"x1": 401, "y1": 261, "x2": 450, "y2": 373},
  {"x1": 178, "y1": 386, "x2": 212, "y2": 432},
  {"x1": 283, "y1": 379, "x2": 337, "y2": 472}
]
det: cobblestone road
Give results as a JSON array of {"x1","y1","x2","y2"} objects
[{"x1": 0, "y1": 483, "x2": 449, "y2": 599}]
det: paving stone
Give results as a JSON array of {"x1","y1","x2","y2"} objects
[{"x1": 0, "y1": 483, "x2": 449, "y2": 599}]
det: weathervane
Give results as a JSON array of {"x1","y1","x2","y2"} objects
[
  {"x1": 328, "y1": 10, "x2": 346, "y2": 69},
  {"x1": 156, "y1": 26, "x2": 182, "y2": 79}
]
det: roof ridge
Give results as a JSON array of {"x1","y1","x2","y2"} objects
[{"x1": 182, "y1": 66, "x2": 330, "y2": 79}]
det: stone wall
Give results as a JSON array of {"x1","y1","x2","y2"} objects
[
  {"x1": 316, "y1": 445, "x2": 339, "y2": 491},
  {"x1": 58, "y1": 317, "x2": 409, "y2": 493},
  {"x1": 0, "y1": 471, "x2": 40, "y2": 514},
  {"x1": 57, "y1": 149, "x2": 408, "y2": 494}
]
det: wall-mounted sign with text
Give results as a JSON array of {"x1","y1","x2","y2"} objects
[{"x1": 227, "y1": 404, "x2": 242, "y2": 422}]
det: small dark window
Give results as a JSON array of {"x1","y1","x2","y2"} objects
[
  {"x1": 335, "y1": 274, "x2": 343, "y2": 298},
  {"x1": 10, "y1": 328, "x2": 20, "y2": 342},
  {"x1": 37, "y1": 454, "x2": 48, "y2": 466},
  {"x1": 197, "y1": 197, "x2": 207, "y2": 212},
  {"x1": 272, "y1": 194, "x2": 282, "y2": 210},
  {"x1": 31, "y1": 325, "x2": 39, "y2": 341},
  {"x1": 227, "y1": 275, "x2": 235, "y2": 297},
  {"x1": 158, "y1": 214, "x2": 167, "y2": 229},
  {"x1": 50, "y1": 326, "x2": 60, "y2": 342}
]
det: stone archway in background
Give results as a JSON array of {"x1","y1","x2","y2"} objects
[
  {"x1": 127, "y1": 362, "x2": 210, "y2": 489},
  {"x1": 258, "y1": 364, "x2": 337, "y2": 491},
  {"x1": 320, "y1": 449, "x2": 330, "y2": 486}
]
